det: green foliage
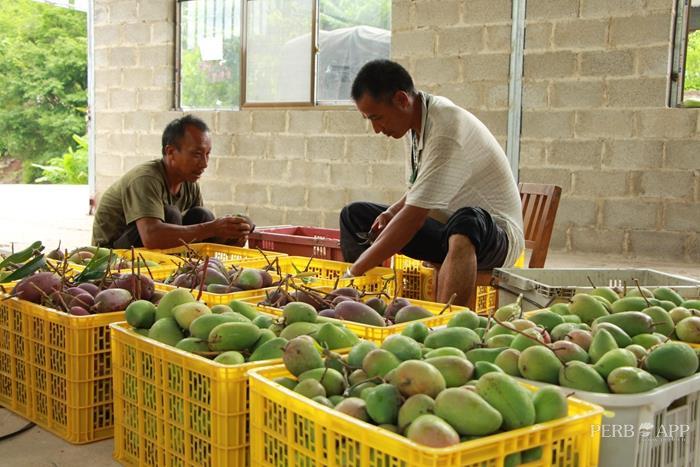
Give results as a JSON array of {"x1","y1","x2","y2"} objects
[
  {"x1": 685, "y1": 30, "x2": 700, "y2": 91},
  {"x1": 32, "y1": 134, "x2": 88, "y2": 185},
  {"x1": 181, "y1": 37, "x2": 241, "y2": 109},
  {"x1": 320, "y1": 0, "x2": 390, "y2": 30},
  {"x1": 0, "y1": 0, "x2": 87, "y2": 181}
]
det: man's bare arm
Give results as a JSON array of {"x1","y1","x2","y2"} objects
[{"x1": 136, "y1": 216, "x2": 251, "y2": 249}]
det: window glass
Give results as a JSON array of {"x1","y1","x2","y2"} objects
[
  {"x1": 180, "y1": 0, "x2": 241, "y2": 109},
  {"x1": 245, "y1": 0, "x2": 312, "y2": 103},
  {"x1": 317, "y1": 0, "x2": 391, "y2": 102}
]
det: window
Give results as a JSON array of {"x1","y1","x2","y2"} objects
[
  {"x1": 671, "y1": 0, "x2": 700, "y2": 107},
  {"x1": 177, "y1": 0, "x2": 391, "y2": 110}
]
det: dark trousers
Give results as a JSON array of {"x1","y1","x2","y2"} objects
[
  {"x1": 339, "y1": 201, "x2": 508, "y2": 269},
  {"x1": 112, "y1": 205, "x2": 215, "y2": 249}
]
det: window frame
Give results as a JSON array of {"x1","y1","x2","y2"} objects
[
  {"x1": 176, "y1": 0, "x2": 373, "y2": 111},
  {"x1": 670, "y1": 0, "x2": 700, "y2": 107}
]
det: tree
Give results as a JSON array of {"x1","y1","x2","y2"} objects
[
  {"x1": 181, "y1": 37, "x2": 241, "y2": 109},
  {"x1": 685, "y1": 30, "x2": 700, "y2": 91},
  {"x1": 0, "y1": 0, "x2": 87, "y2": 182}
]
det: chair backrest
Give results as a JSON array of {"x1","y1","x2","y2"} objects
[{"x1": 519, "y1": 182, "x2": 562, "y2": 268}]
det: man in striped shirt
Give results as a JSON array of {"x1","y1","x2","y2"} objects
[{"x1": 339, "y1": 60, "x2": 524, "y2": 307}]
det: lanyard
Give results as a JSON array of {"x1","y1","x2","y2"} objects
[
  {"x1": 409, "y1": 93, "x2": 429, "y2": 184},
  {"x1": 409, "y1": 134, "x2": 419, "y2": 184}
]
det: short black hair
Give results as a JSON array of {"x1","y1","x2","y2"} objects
[
  {"x1": 161, "y1": 114, "x2": 209, "y2": 156},
  {"x1": 351, "y1": 59, "x2": 416, "y2": 102}
]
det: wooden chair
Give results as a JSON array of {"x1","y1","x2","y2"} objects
[{"x1": 431, "y1": 182, "x2": 562, "y2": 306}]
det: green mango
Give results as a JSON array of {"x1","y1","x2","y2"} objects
[
  {"x1": 316, "y1": 322, "x2": 358, "y2": 350},
  {"x1": 517, "y1": 346, "x2": 562, "y2": 384},
  {"x1": 558, "y1": 361, "x2": 609, "y2": 393},
  {"x1": 299, "y1": 367, "x2": 346, "y2": 396},
  {"x1": 365, "y1": 383, "x2": 401, "y2": 425},
  {"x1": 347, "y1": 340, "x2": 378, "y2": 368},
  {"x1": 528, "y1": 310, "x2": 564, "y2": 332},
  {"x1": 381, "y1": 334, "x2": 422, "y2": 361},
  {"x1": 423, "y1": 327, "x2": 481, "y2": 352},
  {"x1": 645, "y1": 342, "x2": 699, "y2": 380},
  {"x1": 594, "y1": 311, "x2": 655, "y2": 337},
  {"x1": 681, "y1": 299, "x2": 700, "y2": 311},
  {"x1": 474, "y1": 361, "x2": 504, "y2": 379},
  {"x1": 228, "y1": 300, "x2": 259, "y2": 320},
  {"x1": 589, "y1": 328, "x2": 618, "y2": 363},
  {"x1": 533, "y1": 386, "x2": 568, "y2": 422},
  {"x1": 653, "y1": 287, "x2": 684, "y2": 306},
  {"x1": 569, "y1": 294, "x2": 609, "y2": 324},
  {"x1": 494, "y1": 348, "x2": 521, "y2": 376},
  {"x1": 607, "y1": 367, "x2": 657, "y2": 394},
  {"x1": 590, "y1": 287, "x2": 620, "y2": 303},
  {"x1": 611, "y1": 296, "x2": 649, "y2": 313},
  {"x1": 591, "y1": 322, "x2": 632, "y2": 347},
  {"x1": 401, "y1": 321, "x2": 430, "y2": 342},
  {"x1": 248, "y1": 337, "x2": 288, "y2": 362},
  {"x1": 446, "y1": 310, "x2": 480, "y2": 329},
  {"x1": 549, "y1": 303, "x2": 570, "y2": 315},
  {"x1": 435, "y1": 388, "x2": 502, "y2": 436},
  {"x1": 465, "y1": 347, "x2": 508, "y2": 364},
  {"x1": 593, "y1": 349, "x2": 638, "y2": 379},
  {"x1": 642, "y1": 306, "x2": 675, "y2": 337},
  {"x1": 475, "y1": 372, "x2": 535, "y2": 430},
  {"x1": 214, "y1": 351, "x2": 245, "y2": 365},
  {"x1": 425, "y1": 356, "x2": 474, "y2": 387},
  {"x1": 208, "y1": 322, "x2": 261, "y2": 352},
  {"x1": 283, "y1": 336, "x2": 323, "y2": 377}
]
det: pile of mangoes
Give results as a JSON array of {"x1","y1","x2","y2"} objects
[
  {"x1": 262, "y1": 285, "x2": 466, "y2": 327},
  {"x1": 11, "y1": 270, "x2": 159, "y2": 316},
  {"x1": 273, "y1": 331, "x2": 570, "y2": 459},
  {"x1": 463, "y1": 288, "x2": 700, "y2": 394},
  {"x1": 125, "y1": 288, "x2": 359, "y2": 364},
  {"x1": 164, "y1": 257, "x2": 276, "y2": 294}
]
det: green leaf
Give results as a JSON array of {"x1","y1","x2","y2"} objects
[{"x1": 2, "y1": 255, "x2": 47, "y2": 283}]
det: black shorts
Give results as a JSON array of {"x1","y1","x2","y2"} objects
[
  {"x1": 339, "y1": 202, "x2": 509, "y2": 269},
  {"x1": 441, "y1": 207, "x2": 509, "y2": 269}
]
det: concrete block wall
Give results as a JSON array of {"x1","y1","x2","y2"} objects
[
  {"x1": 94, "y1": 0, "x2": 699, "y2": 262},
  {"x1": 393, "y1": 0, "x2": 512, "y2": 147},
  {"x1": 95, "y1": 0, "x2": 510, "y2": 231},
  {"x1": 520, "y1": 0, "x2": 700, "y2": 262},
  {"x1": 94, "y1": 0, "x2": 406, "y2": 230}
]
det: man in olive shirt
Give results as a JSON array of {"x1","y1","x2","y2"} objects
[{"x1": 92, "y1": 115, "x2": 253, "y2": 249}]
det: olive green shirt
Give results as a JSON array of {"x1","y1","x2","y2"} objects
[{"x1": 92, "y1": 159, "x2": 203, "y2": 247}]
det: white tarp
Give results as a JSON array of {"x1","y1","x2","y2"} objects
[{"x1": 277, "y1": 25, "x2": 390, "y2": 102}]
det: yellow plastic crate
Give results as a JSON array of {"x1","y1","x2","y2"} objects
[
  {"x1": 240, "y1": 290, "x2": 468, "y2": 344},
  {"x1": 248, "y1": 364, "x2": 604, "y2": 467},
  {"x1": 111, "y1": 322, "x2": 288, "y2": 466},
  {"x1": 392, "y1": 253, "x2": 526, "y2": 315},
  {"x1": 392, "y1": 255, "x2": 496, "y2": 314},
  {"x1": 241, "y1": 256, "x2": 396, "y2": 295},
  {"x1": 68, "y1": 249, "x2": 183, "y2": 282},
  {"x1": 152, "y1": 243, "x2": 285, "y2": 264},
  {"x1": 0, "y1": 295, "x2": 123, "y2": 443}
]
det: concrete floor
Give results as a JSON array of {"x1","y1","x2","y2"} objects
[
  {"x1": 0, "y1": 183, "x2": 699, "y2": 465},
  {"x1": 0, "y1": 410, "x2": 117, "y2": 466},
  {"x1": 0, "y1": 184, "x2": 93, "y2": 253}
]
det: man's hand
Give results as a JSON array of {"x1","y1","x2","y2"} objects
[
  {"x1": 341, "y1": 268, "x2": 354, "y2": 279},
  {"x1": 211, "y1": 215, "x2": 252, "y2": 241},
  {"x1": 370, "y1": 210, "x2": 394, "y2": 236}
]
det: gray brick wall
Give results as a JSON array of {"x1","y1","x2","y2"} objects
[
  {"x1": 94, "y1": 0, "x2": 699, "y2": 263},
  {"x1": 520, "y1": 1, "x2": 699, "y2": 263},
  {"x1": 94, "y1": 0, "x2": 507, "y2": 232}
]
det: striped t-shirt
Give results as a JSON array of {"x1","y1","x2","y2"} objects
[{"x1": 405, "y1": 92, "x2": 525, "y2": 267}]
